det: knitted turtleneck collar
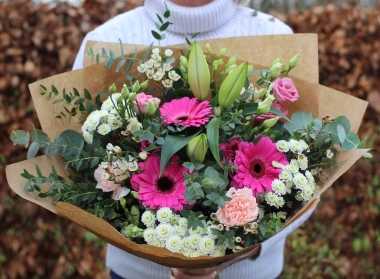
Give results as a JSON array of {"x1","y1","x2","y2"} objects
[{"x1": 144, "y1": 0, "x2": 237, "y2": 34}]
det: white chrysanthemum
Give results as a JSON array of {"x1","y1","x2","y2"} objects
[
  {"x1": 162, "y1": 79, "x2": 173, "y2": 88},
  {"x1": 272, "y1": 161, "x2": 283, "y2": 168},
  {"x1": 155, "y1": 223, "x2": 173, "y2": 240},
  {"x1": 166, "y1": 235, "x2": 182, "y2": 252},
  {"x1": 84, "y1": 112, "x2": 101, "y2": 130},
  {"x1": 82, "y1": 130, "x2": 93, "y2": 144},
  {"x1": 301, "y1": 185, "x2": 314, "y2": 200},
  {"x1": 190, "y1": 234, "x2": 202, "y2": 248},
  {"x1": 141, "y1": 211, "x2": 156, "y2": 227},
  {"x1": 279, "y1": 170, "x2": 292, "y2": 182},
  {"x1": 173, "y1": 225, "x2": 186, "y2": 236},
  {"x1": 298, "y1": 160, "x2": 308, "y2": 171},
  {"x1": 305, "y1": 170, "x2": 315, "y2": 183},
  {"x1": 299, "y1": 140, "x2": 309, "y2": 151},
  {"x1": 162, "y1": 63, "x2": 173, "y2": 72},
  {"x1": 165, "y1": 49, "x2": 173, "y2": 57},
  {"x1": 199, "y1": 236, "x2": 215, "y2": 254},
  {"x1": 310, "y1": 168, "x2": 318, "y2": 176},
  {"x1": 189, "y1": 225, "x2": 204, "y2": 235},
  {"x1": 272, "y1": 179, "x2": 287, "y2": 195},
  {"x1": 143, "y1": 228, "x2": 156, "y2": 243},
  {"x1": 189, "y1": 251, "x2": 205, "y2": 258},
  {"x1": 151, "y1": 240, "x2": 165, "y2": 247},
  {"x1": 182, "y1": 236, "x2": 194, "y2": 250},
  {"x1": 170, "y1": 214, "x2": 180, "y2": 226},
  {"x1": 265, "y1": 192, "x2": 278, "y2": 207},
  {"x1": 295, "y1": 192, "x2": 303, "y2": 201},
  {"x1": 97, "y1": 123, "x2": 112, "y2": 135},
  {"x1": 168, "y1": 70, "x2": 181, "y2": 81},
  {"x1": 206, "y1": 225, "x2": 219, "y2": 239},
  {"x1": 137, "y1": 63, "x2": 146, "y2": 73},
  {"x1": 178, "y1": 217, "x2": 188, "y2": 228},
  {"x1": 156, "y1": 207, "x2": 173, "y2": 223},
  {"x1": 275, "y1": 196, "x2": 285, "y2": 208},
  {"x1": 289, "y1": 139, "x2": 304, "y2": 154},
  {"x1": 258, "y1": 208, "x2": 265, "y2": 220},
  {"x1": 293, "y1": 173, "x2": 308, "y2": 189},
  {"x1": 276, "y1": 140, "x2": 290, "y2": 152},
  {"x1": 211, "y1": 246, "x2": 226, "y2": 257},
  {"x1": 180, "y1": 248, "x2": 192, "y2": 257},
  {"x1": 286, "y1": 160, "x2": 299, "y2": 173}
]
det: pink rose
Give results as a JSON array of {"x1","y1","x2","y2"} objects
[
  {"x1": 216, "y1": 187, "x2": 259, "y2": 227},
  {"x1": 133, "y1": 93, "x2": 160, "y2": 115},
  {"x1": 273, "y1": 77, "x2": 299, "y2": 103}
]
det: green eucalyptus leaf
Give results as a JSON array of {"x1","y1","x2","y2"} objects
[
  {"x1": 30, "y1": 127, "x2": 49, "y2": 148},
  {"x1": 27, "y1": 142, "x2": 40, "y2": 159},
  {"x1": 10, "y1": 130, "x2": 30, "y2": 148},
  {"x1": 341, "y1": 132, "x2": 360, "y2": 150},
  {"x1": 336, "y1": 124, "x2": 347, "y2": 143}
]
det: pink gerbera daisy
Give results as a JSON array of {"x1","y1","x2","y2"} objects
[
  {"x1": 160, "y1": 97, "x2": 213, "y2": 127},
  {"x1": 231, "y1": 137, "x2": 288, "y2": 196},
  {"x1": 130, "y1": 155, "x2": 191, "y2": 211}
]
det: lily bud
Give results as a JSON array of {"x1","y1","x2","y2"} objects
[
  {"x1": 145, "y1": 99, "x2": 157, "y2": 116},
  {"x1": 255, "y1": 88, "x2": 266, "y2": 99},
  {"x1": 109, "y1": 83, "x2": 117, "y2": 94},
  {"x1": 247, "y1": 64, "x2": 254, "y2": 73},
  {"x1": 224, "y1": 64, "x2": 237, "y2": 75},
  {"x1": 186, "y1": 134, "x2": 208, "y2": 163},
  {"x1": 225, "y1": 55, "x2": 238, "y2": 69},
  {"x1": 120, "y1": 197, "x2": 127, "y2": 209},
  {"x1": 219, "y1": 62, "x2": 248, "y2": 108},
  {"x1": 121, "y1": 84, "x2": 130, "y2": 99},
  {"x1": 262, "y1": 117, "x2": 279, "y2": 128},
  {"x1": 132, "y1": 80, "x2": 140, "y2": 93},
  {"x1": 131, "y1": 205, "x2": 140, "y2": 225},
  {"x1": 212, "y1": 106, "x2": 222, "y2": 117},
  {"x1": 131, "y1": 191, "x2": 138, "y2": 199},
  {"x1": 188, "y1": 41, "x2": 210, "y2": 101},
  {"x1": 288, "y1": 53, "x2": 300, "y2": 69},
  {"x1": 215, "y1": 47, "x2": 229, "y2": 59},
  {"x1": 140, "y1": 79, "x2": 149, "y2": 90},
  {"x1": 257, "y1": 95, "x2": 275, "y2": 114},
  {"x1": 268, "y1": 62, "x2": 283, "y2": 79},
  {"x1": 212, "y1": 59, "x2": 223, "y2": 71}
]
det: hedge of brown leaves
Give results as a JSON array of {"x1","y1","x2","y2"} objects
[{"x1": 0, "y1": 1, "x2": 379, "y2": 278}]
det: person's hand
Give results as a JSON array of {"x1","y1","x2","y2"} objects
[{"x1": 169, "y1": 244, "x2": 261, "y2": 279}]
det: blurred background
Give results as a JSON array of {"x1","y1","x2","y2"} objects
[{"x1": 1, "y1": 0, "x2": 380, "y2": 278}]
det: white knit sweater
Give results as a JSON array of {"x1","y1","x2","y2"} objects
[{"x1": 73, "y1": 1, "x2": 315, "y2": 278}]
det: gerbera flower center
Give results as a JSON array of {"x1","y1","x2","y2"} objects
[
  {"x1": 175, "y1": 114, "x2": 190, "y2": 121},
  {"x1": 156, "y1": 176, "x2": 175, "y2": 193},
  {"x1": 249, "y1": 158, "x2": 266, "y2": 179}
]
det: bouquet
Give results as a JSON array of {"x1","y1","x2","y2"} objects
[{"x1": 6, "y1": 14, "x2": 369, "y2": 269}]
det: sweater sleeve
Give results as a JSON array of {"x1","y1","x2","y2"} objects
[{"x1": 72, "y1": 32, "x2": 101, "y2": 70}]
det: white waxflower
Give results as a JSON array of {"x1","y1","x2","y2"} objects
[
  {"x1": 137, "y1": 63, "x2": 147, "y2": 73},
  {"x1": 272, "y1": 179, "x2": 287, "y2": 195},
  {"x1": 168, "y1": 70, "x2": 181, "y2": 81},
  {"x1": 165, "y1": 49, "x2": 173, "y2": 57},
  {"x1": 138, "y1": 151, "x2": 148, "y2": 160},
  {"x1": 326, "y1": 149, "x2": 334, "y2": 159},
  {"x1": 162, "y1": 63, "x2": 173, "y2": 72},
  {"x1": 166, "y1": 235, "x2": 182, "y2": 252},
  {"x1": 143, "y1": 228, "x2": 156, "y2": 243},
  {"x1": 145, "y1": 59, "x2": 154, "y2": 69},
  {"x1": 156, "y1": 207, "x2": 173, "y2": 223},
  {"x1": 113, "y1": 145, "x2": 122, "y2": 154},
  {"x1": 141, "y1": 211, "x2": 156, "y2": 227},
  {"x1": 127, "y1": 117, "x2": 142, "y2": 134},
  {"x1": 162, "y1": 79, "x2": 173, "y2": 88},
  {"x1": 152, "y1": 47, "x2": 160, "y2": 54},
  {"x1": 199, "y1": 236, "x2": 215, "y2": 254},
  {"x1": 151, "y1": 52, "x2": 162, "y2": 62},
  {"x1": 106, "y1": 143, "x2": 114, "y2": 150},
  {"x1": 128, "y1": 161, "x2": 139, "y2": 172},
  {"x1": 289, "y1": 139, "x2": 304, "y2": 154},
  {"x1": 97, "y1": 123, "x2": 111, "y2": 136},
  {"x1": 146, "y1": 69, "x2": 154, "y2": 79},
  {"x1": 153, "y1": 71, "x2": 165, "y2": 81},
  {"x1": 155, "y1": 223, "x2": 173, "y2": 240},
  {"x1": 293, "y1": 173, "x2": 308, "y2": 189},
  {"x1": 276, "y1": 140, "x2": 290, "y2": 152}
]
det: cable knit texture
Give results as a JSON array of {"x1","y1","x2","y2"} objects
[{"x1": 72, "y1": 1, "x2": 313, "y2": 278}]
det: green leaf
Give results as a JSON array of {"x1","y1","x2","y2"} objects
[
  {"x1": 160, "y1": 134, "x2": 198, "y2": 175},
  {"x1": 10, "y1": 130, "x2": 30, "y2": 148},
  {"x1": 151, "y1": 30, "x2": 161, "y2": 40},
  {"x1": 336, "y1": 124, "x2": 347, "y2": 144},
  {"x1": 30, "y1": 126, "x2": 49, "y2": 147},
  {"x1": 184, "y1": 182, "x2": 204, "y2": 204},
  {"x1": 160, "y1": 21, "x2": 170, "y2": 32},
  {"x1": 206, "y1": 117, "x2": 221, "y2": 167},
  {"x1": 27, "y1": 142, "x2": 40, "y2": 159},
  {"x1": 116, "y1": 58, "x2": 126, "y2": 72},
  {"x1": 341, "y1": 132, "x2": 360, "y2": 150},
  {"x1": 84, "y1": 89, "x2": 92, "y2": 101},
  {"x1": 163, "y1": 9, "x2": 170, "y2": 18}
]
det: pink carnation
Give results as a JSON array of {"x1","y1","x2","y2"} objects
[
  {"x1": 219, "y1": 138, "x2": 241, "y2": 164},
  {"x1": 216, "y1": 187, "x2": 258, "y2": 227},
  {"x1": 273, "y1": 77, "x2": 299, "y2": 103},
  {"x1": 133, "y1": 93, "x2": 160, "y2": 115}
]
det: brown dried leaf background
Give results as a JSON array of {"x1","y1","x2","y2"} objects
[{"x1": 0, "y1": 1, "x2": 379, "y2": 278}]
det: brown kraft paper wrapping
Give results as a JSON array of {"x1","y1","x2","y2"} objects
[{"x1": 6, "y1": 35, "x2": 369, "y2": 268}]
